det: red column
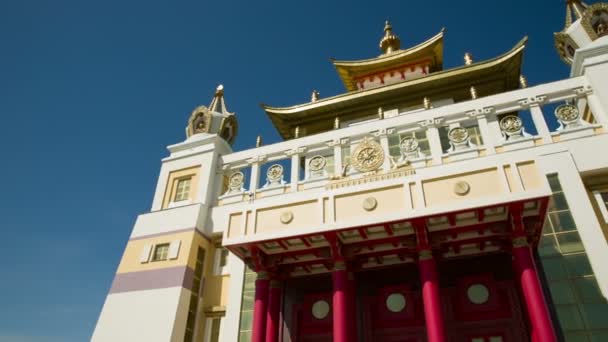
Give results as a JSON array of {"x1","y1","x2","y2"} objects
[
  {"x1": 512, "y1": 236, "x2": 557, "y2": 342},
  {"x1": 418, "y1": 250, "x2": 446, "y2": 342},
  {"x1": 332, "y1": 261, "x2": 349, "y2": 342},
  {"x1": 265, "y1": 279, "x2": 282, "y2": 342},
  {"x1": 347, "y1": 271, "x2": 358, "y2": 342},
  {"x1": 252, "y1": 272, "x2": 269, "y2": 342}
]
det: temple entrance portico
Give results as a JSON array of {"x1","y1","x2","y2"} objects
[{"x1": 225, "y1": 197, "x2": 558, "y2": 342}]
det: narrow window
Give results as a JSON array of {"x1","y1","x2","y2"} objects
[
  {"x1": 174, "y1": 178, "x2": 192, "y2": 202},
  {"x1": 152, "y1": 243, "x2": 170, "y2": 262}
]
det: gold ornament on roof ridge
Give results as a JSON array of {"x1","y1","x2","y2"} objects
[{"x1": 379, "y1": 20, "x2": 401, "y2": 55}]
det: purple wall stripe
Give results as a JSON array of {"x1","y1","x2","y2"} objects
[{"x1": 109, "y1": 266, "x2": 195, "y2": 294}]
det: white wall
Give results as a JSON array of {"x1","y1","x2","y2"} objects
[{"x1": 91, "y1": 287, "x2": 190, "y2": 342}]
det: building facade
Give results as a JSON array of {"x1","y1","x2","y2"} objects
[{"x1": 93, "y1": 2, "x2": 608, "y2": 341}]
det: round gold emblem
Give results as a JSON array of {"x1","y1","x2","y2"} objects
[
  {"x1": 554, "y1": 104, "x2": 580, "y2": 123},
  {"x1": 362, "y1": 197, "x2": 378, "y2": 211},
  {"x1": 280, "y1": 211, "x2": 294, "y2": 224},
  {"x1": 228, "y1": 171, "x2": 244, "y2": 190},
  {"x1": 309, "y1": 155, "x2": 326, "y2": 172},
  {"x1": 499, "y1": 115, "x2": 523, "y2": 134},
  {"x1": 454, "y1": 181, "x2": 470, "y2": 196},
  {"x1": 267, "y1": 164, "x2": 284, "y2": 182},
  {"x1": 351, "y1": 137, "x2": 385, "y2": 172},
  {"x1": 448, "y1": 127, "x2": 469, "y2": 144},
  {"x1": 400, "y1": 137, "x2": 419, "y2": 153}
]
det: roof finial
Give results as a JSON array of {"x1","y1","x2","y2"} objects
[
  {"x1": 379, "y1": 20, "x2": 401, "y2": 55},
  {"x1": 564, "y1": 0, "x2": 588, "y2": 29},
  {"x1": 208, "y1": 84, "x2": 233, "y2": 115}
]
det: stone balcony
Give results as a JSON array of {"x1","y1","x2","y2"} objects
[{"x1": 215, "y1": 76, "x2": 604, "y2": 208}]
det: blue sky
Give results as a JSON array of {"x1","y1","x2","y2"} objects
[{"x1": 0, "y1": 0, "x2": 572, "y2": 341}]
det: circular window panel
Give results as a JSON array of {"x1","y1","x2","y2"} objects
[
  {"x1": 311, "y1": 300, "x2": 330, "y2": 319},
  {"x1": 386, "y1": 293, "x2": 406, "y2": 313},
  {"x1": 467, "y1": 283, "x2": 490, "y2": 304}
]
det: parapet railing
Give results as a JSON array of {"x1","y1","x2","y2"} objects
[{"x1": 216, "y1": 76, "x2": 606, "y2": 204}]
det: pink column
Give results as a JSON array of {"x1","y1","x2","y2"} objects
[
  {"x1": 252, "y1": 272, "x2": 269, "y2": 342},
  {"x1": 347, "y1": 271, "x2": 358, "y2": 342},
  {"x1": 332, "y1": 261, "x2": 349, "y2": 342},
  {"x1": 265, "y1": 279, "x2": 282, "y2": 342},
  {"x1": 418, "y1": 250, "x2": 446, "y2": 342},
  {"x1": 512, "y1": 237, "x2": 557, "y2": 342}
]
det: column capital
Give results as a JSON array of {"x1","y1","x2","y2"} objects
[
  {"x1": 418, "y1": 249, "x2": 434, "y2": 261},
  {"x1": 512, "y1": 236, "x2": 529, "y2": 248},
  {"x1": 269, "y1": 279, "x2": 283, "y2": 288},
  {"x1": 418, "y1": 118, "x2": 444, "y2": 128},
  {"x1": 465, "y1": 106, "x2": 495, "y2": 119},
  {"x1": 247, "y1": 155, "x2": 267, "y2": 165},
  {"x1": 518, "y1": 95, "x2": 547, "y2": 108},
  {"x1": 373, "y1": 127, "x2": 396, "y2": 137},
  {"x1": 574, "y1": 85, "x2": 593, "y2": 97},
  {"x1": 285, "y1": 147, "x2": 306, "y2": 156},
  {"x1": 334, "y1": 260, "x2": 347, "y2": 271},
  {"x1": 326, "y1": 138, "x2": 349, "y2": 147},
  {"x1": 256, "y1": 271, "x2": 270, "y2": 280}
]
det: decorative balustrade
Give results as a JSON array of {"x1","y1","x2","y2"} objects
[{"x1": 217, "y1": 76, "x2": 606, "y2": 205}]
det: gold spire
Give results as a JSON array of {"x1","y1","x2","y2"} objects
[
  {"x1": 379, "y1": 20, "x2": 401, "y2": 55},
  {"x1": 208, "y1": 84, "x2": 233, "y2": 115},
  {"x1": 564, "y1": 0, "x2": 589, "y2": 29}
]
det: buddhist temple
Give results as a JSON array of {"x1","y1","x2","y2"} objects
[{"x1": 93, "y1": 2, "x2": 608, "y2": 341}]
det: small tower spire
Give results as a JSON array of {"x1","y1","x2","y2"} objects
[
  {"x1": 564, "y1": 0, "x2": 589, "y2": 29},
  {"x1": 379, "y1": 20, "x2": 401, "y2": 55},
  {"x1": 209, "y1": 84, "x2": 233, "y2": 115}
]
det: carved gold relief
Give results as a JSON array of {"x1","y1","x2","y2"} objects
[
  {"x1": 351, "y1": 137, "x2": 385, "y2": 172},
  {"x1": 555, "y1": 104, "x2": 580, "y2": 123},
  {"x1": 186, "y1": 106, "x2": 212, "y2": 137},
  {"x1": 581, "y1": 3, "x2": 608, "y2": 40}
]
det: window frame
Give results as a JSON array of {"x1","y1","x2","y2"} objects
[
  {"x1": 151, "y1": 243, "x2": 170, "y2": 262},
  {"x1": 592, "y1": 190, "x2": 608, "y2": 224},
  {"x1": 203, "y1": 316, "x2": 223, "y2": 342},
  {"x1": 173, "y1": 177, "x2": 192, "y2": 202},
  {"x1": 214, "y1": 248, "x2": 230, "y2": 276}
]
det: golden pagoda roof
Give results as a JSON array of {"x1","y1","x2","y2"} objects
[
  {"x1": 331, "y1": 29, "x2": 445, "y2": 92},
  {"x1": 263, "y1": 37, "x2": 527, "y2": 140}
]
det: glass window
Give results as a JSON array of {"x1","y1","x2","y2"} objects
[
  {"x1": 540, "y1": 174, "x2": 608, "y2": 337},
  {"x1": 548, "y1": 192, "x2": 570, "y2": 211},
  {"x1": 220, "y1": 248, "x2": 229, "y2": 267},
  {"x1": 238, "y1": 266, "x2": 256, "y2": 342},
  {"x1": 174, "y1": 178, "x2": 192, "y2": 202},
  {"x1": 572, "y1": 278, "x2": 604, "y2": 303},
  {"x1": 556, "y1": 304, "x2": 585, "y2": 330},
  {"x1": 557, "y1": 232, "x2": 585, "y2": 253},
  {"x1": 342, "y1": 145, "x2": 351, "y2": 167},
  {"x1": 580, "y1": 303, "x2": 608, "y2": 329},
  {"x1": 466, "y1": 125, "x2": 484, "y2": 146},
  {"x1": 549, "y1": 281, "x2": 577, "y2": 304},
  {"x1": 210, "y1": 317, "x2": 222, "y2": 342},
  {"x1": 539, "y1": 235, "x2": 560, "y2": 257},
  {"x1": 152, "y1": 243, "x2": 170, "y2": 261},
  {"x1": 563, "y1": 254, "x2": 593, "y2": 278},
  {"x1": 549, "y1": 211, "x2": 577, "y2": 232},
  {"x1": 387, "y1": 131, "x2": 430, "y2": 158}
]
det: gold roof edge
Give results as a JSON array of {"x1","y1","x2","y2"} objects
[
  {"x1": 262, "y1": 36, "x2": 527, "y2": 115},
  {"x1": 331, "y1": 29, "x2": 445, "y2": 67}
]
